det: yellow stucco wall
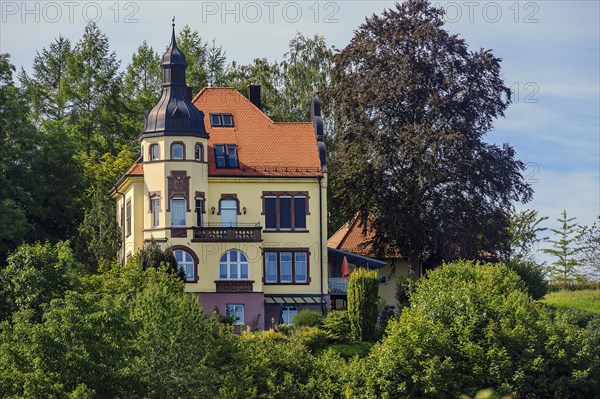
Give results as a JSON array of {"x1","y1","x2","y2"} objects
[{"x1": 115, "y1": 134, "x2": 327, "y2": 297}]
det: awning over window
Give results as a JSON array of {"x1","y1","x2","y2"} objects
[
  {"x1": 327, "y1": 247, "x2": 387, "y2": 269},
  {"x1": 264, "y1": 294, "x2": 325, "y2": 305}
]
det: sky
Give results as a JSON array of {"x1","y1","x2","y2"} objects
[{"x1": 1, "y1": 0, "x2": 599, "y2": 263}]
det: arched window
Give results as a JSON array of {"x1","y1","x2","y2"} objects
[
  {"x1": 195, "y1": 143, "x2": 203, "y2": 161},
  {"x1": 171, "y1": 142, "x2": 184, "y2": 160},
  {"x1": 174, "y1": 249, "x2": 195, "y2": 281},
  {"x1": 219, "y1": 250, "x2": 249, "y2": 280}
]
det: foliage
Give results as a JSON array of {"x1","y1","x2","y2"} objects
[
  {"x1": 292, "y1": 309, "x2": 324, "y2": 328},
  {"x1": 542, "y1": 290, "x2": 600, "y2": 315},
  {"x1": 542, "y1": 210, "x2": 584, "y2": 287},
  {"x1": 395, "y1": 273, "x2": 418, "y2": 312},
  {"x1": 502, "y1": 207, "x2": 548, "y2": 263},
  {"x1": 321, "y1": 310, "x2": 352, "y2": 343},
  {"x1": 318, "y1": 342, "x2": 374, "y2": 360},
  {"x1": 504, "y1": 260, "x2": 548, "y2": 300},
  {"x1": 347, "y1": 268, "x2": 379, "y2": 341},
  {"x1": 135, "y1": 240, "x2": 183, "y2": 281},
  {"x1": 329, "y1": 0, "x2": 532, "y2": 274},
  {"x1": 1, "y1": 54, "x2": 82, "y2": 262},
  {"x1": 350, "y1": 260, "x2": 600, "y2": 398},
  {"x1": 292, "y1": 326, "x2": 329, "y2": 352},
  {"x1": 0, "y1": 241, "x2": 82, "y2": 322},
  {"x1": 0, "y1": 260, "x2": 228, "y2": 399},
  {"x1": 67, "y1": 22, "x2": 129, "y2": 157},
  {"x1": 577, "y1": 215, "x2": 600, "y2": 281}
]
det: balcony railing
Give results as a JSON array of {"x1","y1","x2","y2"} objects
[
  {"x1": 215, "y1": 280, "x2": 254, "y2": 293},
  {"x1": 192, "y1": 222, "x2": 262, "y2": 242},
  {"x1": 328, "y1": 277, "x2": 349, "y2": 293}
]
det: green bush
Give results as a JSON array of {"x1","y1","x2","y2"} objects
[
  {"x1": 349, "y1": 260, "x2": 600, "y2": 398},
  {"x1": 347, "y1": 268, "x2": 379, "y2": 341},
  {"x1": 321, "y1": 310, "x2": 352, "y2": 343},
  {"x1": 504, "y1": 261, "x2": 548, "y2": 299},
  {"x1": 292, "y1": 309, "x2": 323, "y2": 328},
  {"x1": 292, "y1": 326, "x2": 329, "y2": 352}
]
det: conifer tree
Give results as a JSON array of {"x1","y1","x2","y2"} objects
[{"x1": 543, "y1": 210, "x2": 583, "y2": 287}]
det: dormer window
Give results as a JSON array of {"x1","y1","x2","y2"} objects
[
  {"x1": 171, "y1": 142, "x2": 184, "y2": 160},
  {"x1": 195, "y1": 143, "x2": 203, "y2": 161},
  {"x1": 215, "y1": 144, "x2": 239, "y2": 168},
  {"x1": 210, "y1": 113, "x2": 234, "y2": 127}
]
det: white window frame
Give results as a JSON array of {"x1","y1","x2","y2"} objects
[
  {"x1": 171, "y1": 143, "x2": 184, "y2": 160},
  {"x1": 151, "y1": 197, "x2": 160, "y2": 227},
  {"x1": 281, "y1": 305, "x2": 298, "y2": 324},
  {"x1": 150, "y1": 143, "x2": 159, "y2": 161},
  {"x1": 226, "y1": 304, "x2": 245, "y2": 325},
  {"x1": 174, "y1": 249, "x2": 194, "y2": 282},
  {"x1": 170, "y1": 198, "x2": 186, "y2": 226},
  {"x1": 219, "y1": 250, "x2": 249, "y2": 280}
]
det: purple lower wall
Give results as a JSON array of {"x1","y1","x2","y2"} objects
[{"x1": 196, "y1": 292, "x2": 265, "y2": 330}]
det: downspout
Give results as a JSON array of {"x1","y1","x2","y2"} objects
[
  {"x1": 319, "y1": 175, "x2": 324, "y2": 315},
  {"x1": 114, "y1": 188, "x2": 126, "y2": 263}
]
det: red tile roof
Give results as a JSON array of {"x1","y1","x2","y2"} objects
[
  {"x1": 328, "y1": 217, "x2": 376, "y2": 257},
  {"x1": 193, "y1": 88, "x2": 322, "y2": 177},
  {"x1": 328, "y1": 216, "x2": 404, "y2": 259}
]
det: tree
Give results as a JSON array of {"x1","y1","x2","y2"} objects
[
  {"x1": 1, "y1": 54, "x2": 82, "y2": 262},
  {"x1": 135, "y1": 240, "x2": 183, "y2": 281},
  {"x1": 543, "y1": 210, "x2": 584, "y2": 287},
  {"x1": 67, "y1": 22, "x2": 128, "y2": 157},
  {"x1": 577, "y1": 216, "x2": 600, "y2": 281},
  {"x1": 329, "y1": 0, "x2": 532, "y2": 274},
  {"x1": 347, "y1": 268, "x2": 379, "y2": 341},
  {"x1": 502, "y1": 207, "x2": 549, "y2": 263},
  {"x1": 175, "y1": 25, "x2": 208, "y2": 95},
  {"x1": 0, "y1": 241, "x2": 81, "y2": 322},
  {"x1": 122, "y1": 40, "x2": 161, "y2": 134},
  {"x1": 350, "y1": 261, "x2": 600, "y2": 398},
  {"x1": 19, "y1": 36, "x2": 72, "y2": 123},
  {"x1": 206, "y1": 39, "x2": 228, "y2": 87}
]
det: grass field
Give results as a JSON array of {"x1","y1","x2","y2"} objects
[{"x1": 542, "y1": 290, "x2": 600, "y2": 315}]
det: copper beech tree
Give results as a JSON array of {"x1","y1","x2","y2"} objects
[{"x1": 329, "y1": 0, "x2": 532, "y2": 274}]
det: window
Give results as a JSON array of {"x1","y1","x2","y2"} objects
[
  {"x1": 174, "y1": 249, "x2": 195, "y2": 281},
  {"x1": 226, "y1": 304, "x2": 244, "y2": 325},
  {"x1": 263, "y1": 192, "x2": 308, "y2": 231},
  {"x1": 126, "y1": 199, "x2": 131, "y2": 237},
  {"x1": 220, "y1": 199, "x2": 238, "y2": 227},
  {"x1": 170, "y1": 198, "x2": 186, "y2": 226},
  {"x1": 195, "y1": 197, "x2": 203, "y2": 227},
  {"x1": 281, "y1": 305, "x2": 298, "y2": 324},
  {"x1": 378, "y1": 275, "x2": 388, "y2": 285},
  {"x1": 214, "y1": 144, "x2": 239, "y2": 168},
  {"x1": 263, "y1": 250, "x2": 310, "y2": 284},
  {"x1": 194, "y1": 143, "x2": 203, "y2": 161},
  {"x1": 171, "y1": 143, "x2": 184, "y2": 160},
  {"x1": 222, "y1": 113, "x2": 234, "y2": 127},
  {"x1": 220, "y1": 250, "x2": 249, "y2": 280},
  {"x1": 151, "y1": 197, "x2": 160, "y2": 227},
  {"x1": 210, "y1": 113, "x2": 234, "y2": 127},
  {"x1": 149, "y1": 144, "x2": 159, "y2": 161}
]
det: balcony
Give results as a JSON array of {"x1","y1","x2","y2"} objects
[
  {"x1": 215, "y1": 280, "x2": 254, "y2": 293},
  {"x1": 192, "y1": 222, "x2": 262, "y2": 242},
  {"x1": 328, "y1": 277, "x2": 349, "y2": 294}
]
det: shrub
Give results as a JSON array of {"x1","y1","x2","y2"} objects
[
  {"x1": 347, "y1": 268, "x2": 379, "y2": 341},
  {"x1": 352, "y1": 260, "x2": 600, "y2": 398},
  {"x1": 504, "y1": 261, "x2": 548, "y2": 299},
  {"x1": 292, "y1": 326, "x2": 329, "y2": 352},
  {"x1": 292, "y1": 309, "x2": 323, "y2": 328},
  {"x1": 321, "y1": 310, "x2": 352, "y2": 343}
]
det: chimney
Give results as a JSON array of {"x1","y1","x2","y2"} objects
[
  {"x1": 186, "y1": 86, "x2": 193, "y2": 101},
  {"x1": 249, "y1": 84, "x2": 261, "y2": 110}
]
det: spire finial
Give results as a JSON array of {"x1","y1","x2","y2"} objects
[{"x1": 172, "y1": 16, "x2": 175, "y2": 28}]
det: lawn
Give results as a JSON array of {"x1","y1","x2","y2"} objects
[{"x1": 542, "y1": 289, "x2": 600, "y2": 315}]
